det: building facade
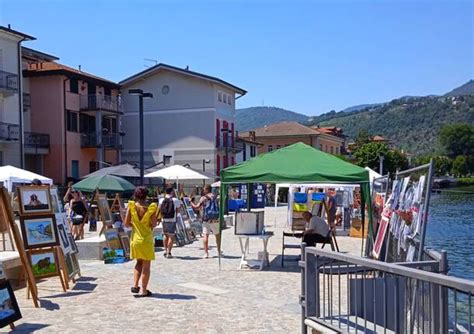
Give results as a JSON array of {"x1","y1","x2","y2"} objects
[
  {"x1": 235, "y1": 136, "x2": 261, "y2": 164},
  {"x1": 120, "y1": 63, "x2": 246, "y2": 178},
  {"x1": 23, "y1": 62, "x2": 121, "y2": 183},
  {"x1": 0, "y1": 26, "x2": 34, "y2": 167},
  {"x1": 240, "y1": 122, "x2": 345, "y2": 155}
]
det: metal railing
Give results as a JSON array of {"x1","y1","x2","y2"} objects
[
  {"x1": 80, "y1": 132, "x2": 120, "y2": 148},
  {"x1": 301, "y1": 247, "x2": 474, "y2": 333},
  {"x1": 0, "y1": 122, "x2": 20, "y2": 141},
  {"x1": 79, "y1": 94, "x2": 121, "y2": 112},
  {"x1": 24, "y1": 132, "x2": 50, "y2": 150},
  {"x1": 0, "y1": 70, "x2": 18, "y2": 92}
]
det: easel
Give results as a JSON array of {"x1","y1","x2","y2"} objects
[
  {"x1": 316, "y1": 197, "x2": 340, "y2": 252},
  {"x1": 110, "y1": 193, "x2": 125, "y2": 221},
  {"x1": 0, "y1": 188, "x2": 39, "y2": 307}
]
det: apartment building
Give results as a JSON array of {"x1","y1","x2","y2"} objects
[
  {"x1": 120, "y1": 63, "x2": 246, "y2": 177},
  {"x1": 0, "y1": 26, "x2": 34, "y2": 167},
  {"x1": 240, "y1": 121, "x2": 346, "y2": 155},
  {"x1": 23, "y1": 62, "x2": 121, "y2": 183}
]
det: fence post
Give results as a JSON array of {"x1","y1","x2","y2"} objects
[
  {"x1": 438, "y1": 250, "x2": 449, "y2": 334},
  {"x1": 305, "y1": 250, "x2": 319, "y2": 320},
  {"x1": 301, "y1": 242, "x2": 307, "y2": 334}
]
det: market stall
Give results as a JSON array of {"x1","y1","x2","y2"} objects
[
  {"x1": 219, "y1": 142, "x2": 373, "y2": 267},
  {"x1": 0, "y1": 165, "x2": 53, "y2": 192}
]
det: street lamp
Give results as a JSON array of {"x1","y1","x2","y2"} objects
[
  {"x1": 379, "y1": 154, "x2": 385, "y2": 175},
  {"x1": 202, "y1": 159, "x2": 211, "y2": 186},
  {"x1": 128, "y1": 89, "x2": 154, "y2": 185}
]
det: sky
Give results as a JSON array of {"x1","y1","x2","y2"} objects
[{"x1": 1, "y1": 0, "x2": 472, "y2": 116}]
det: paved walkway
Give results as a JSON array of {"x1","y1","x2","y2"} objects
[{"x1": 5, "y1": 208, "x2": 363, "y2": 333}]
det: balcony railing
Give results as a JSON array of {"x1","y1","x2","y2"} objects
[
  {"x1": 0, "y1": 122, "x2": 20, "y2": 141},
  {"x1": 216, "y1": 134, "x2": 243, "y2": 152},
  {"x1": 0, "y1": 70, "x2": 18, "y2": 93},
  {"x1": 81, "y1": 132, "x2": 120, "y2": 148},
  {"x1": 79, "y1": 94, "x2": 121, "y2": 113},
  {"x1": 24, "y1": 132, "x2": 50, "y2": 150},
  {"x1": 23, "y1": 93, "x2": 31, "y2": 112}
]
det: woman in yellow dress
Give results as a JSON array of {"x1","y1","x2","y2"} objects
[{"x1": 124, "y1": 187, "x2": 158, "y2": 297}]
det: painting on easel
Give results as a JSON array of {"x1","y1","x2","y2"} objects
[
  {"x1": 0, "y1": 280, "x2": 22, "y2": 328},
  {"x1": 28, "y1": 249, "x2": 60, "y2": 279}
]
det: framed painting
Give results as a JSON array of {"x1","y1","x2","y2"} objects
[
  {"x1": 372, "y1": 215, "x2": 390, "y2": 260},
  {"x1": 65, "y1": 253, "x2": 80, "y2": 279},
  {"x1": 20, "y1": 214, "x2": 59, "y2": 250},
  {"x1": 50, "y1": 187, "x2": 63, "y2": 214},
  {"x1": 0, "y1": 280, "x2": 22, "y2": 328},
  {"x1": 67, "y1": 233, "x2": 78, "y2": 254},
  {"x1": 103, "y1": 248, "x2": 126, "y2": 264},
  {"x1": 57, "y1": 219, "x2": 72, "y2": 255},
  {"x1": 17, "y1": 186, "x2": 52, "y2": 215},
  {"x1": 104, "y1": 228, "x2": 121, "y2": 250},
  {"x1": 28, "y1": 248, "x2": 60, "y2": 279},
  {"x1": 119, "y1": 233, "x2": 130, "y2": 258},
  {"x1": 71, "y1": 253, "x2": 80, "y2": 275},
  {"x1": 97, "y1": 194, "x2": 113, "y2": 226}
]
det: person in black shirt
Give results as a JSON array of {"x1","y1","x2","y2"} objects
[{"x1": 69, "y1": 190, "x2": 88, "y2": 240}]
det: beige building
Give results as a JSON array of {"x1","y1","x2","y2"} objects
[{"x1": 240, "y1": 121, "x2": 345, "y2": 155}]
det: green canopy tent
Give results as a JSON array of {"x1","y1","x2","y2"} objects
[{"x1": 219, "y1": 143, "x2": 373, "y2": 264}]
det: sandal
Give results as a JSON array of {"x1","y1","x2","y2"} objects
[
  {"x1": 131, "y1": 287, "x2": 140, "y2": 294},
  {"x1": 135, "y1": 290, "x2": 152, "y2": 298}
]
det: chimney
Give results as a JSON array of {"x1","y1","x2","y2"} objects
[{"x1": 249, "y1": 131, "x2": 256, "y2": 142}]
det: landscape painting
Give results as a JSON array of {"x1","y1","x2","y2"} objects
[
  {"x1": 20, "y1": 215, "x2": 59, "y2": 249},
  {"x1": 29, "y1": 250, "x2": 59, "y2": 278},
  {"x1": 18, "y1": 186, "x2": 52, "y2": 215},
  {"x1": 103, "y1": 248, "x2": 126, "y2": 264},
  {"x1": 104, "y1": 228, "x2": 121, "y2": 250},
  {"x1": 0, "y1": 280, "x2": 22, "y2": 328}
]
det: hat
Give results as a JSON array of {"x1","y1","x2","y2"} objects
[{"x1": 31, "y1": 179, "x2": 42, "y2": 186}]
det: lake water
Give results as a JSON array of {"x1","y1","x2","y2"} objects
[{"x1": 425, "y1": 191, "x2": 474, "y2": 280}]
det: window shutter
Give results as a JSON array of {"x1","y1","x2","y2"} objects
[
  {"x1": 216, "y1": 119, "x2": 220, "y2": 148},
  {"x1": 216, "y1": 154, "x2": 221, "y2": 175}
]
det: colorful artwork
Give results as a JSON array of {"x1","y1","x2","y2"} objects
[
  {"x1": 97, "y1": 195, "x2": 113, "y2": 225},
  {"x1": 0, "y1": 280, "x2": 22, "y2": 328},
  {"x1": 20, "y1": 215, "x2": 59, "y2": 249},
  {"x1": 119, "y1": 233, "x2": 130, "y2": 258},
  {"x1": 67, "y1": 233, "x2": 78, "y2": 254},
  {"x1": 104, "y1": 228, "x2": 121, "y2": 250},
  {"x1": 17, "y1": 186, "x2": 52, "y2": 215},
  {"x1": 103, "y1": 248, "x2": 126, "y2": 264},
  {"x1": 29, "y1": 250, "x2": 59, "y2": 278},
  {"x1": 57, "y1": 222, "x2": 71, "y2": 255}
]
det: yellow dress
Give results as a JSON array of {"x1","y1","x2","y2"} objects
[{"x1": 129, "y1": 201, "x2": 158, "y2": 261}]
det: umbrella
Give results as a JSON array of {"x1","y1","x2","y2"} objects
[
  {"x1": 83, "y1": 163, "x2": 139, "y2": 178},
  {"x1": 72, "y1": 174, "x2": 136, "y2": 193},
  {"x1": 145, "y1": 165, "x2": 208, "y2": 189}
]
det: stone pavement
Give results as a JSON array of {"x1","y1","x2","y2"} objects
[{"x1": 4, "y1": 208, "x2": 363, "y2": 333}]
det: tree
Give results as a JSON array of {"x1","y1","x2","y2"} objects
[
  {"x1": 354, "y1": 142, "x2": 408, "y2": 174},
  {"x1": 451, "y1": 155, "x2": 469, "y2": 177},
  {"x1": 439, "y1": 124, "x2": 474, "y2": 158},
  {"x1": 413, "y1": 155, "x2": 452, "y2": 176},
  {"x1": 354, "y1": 129, "x2": 371, "y2": 149}
]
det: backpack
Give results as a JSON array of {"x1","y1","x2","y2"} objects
[
  {"x1": 203, "y1": 195, "x2": 219, "y2": 221},
  {"x1": 161, "y1": 198, "x2": 175, "y2": 219}
]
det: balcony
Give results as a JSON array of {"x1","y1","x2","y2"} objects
[
  {"x1": 24, "y1": 132, "x2": 50, "y2": 154},
  {"x1": 81, "y1": 132, "x2": 120, "y2": 149},
  {"x1": 0, "y1": 122, "x2": 20, "y2": 142},
  {"x1": 216, "y1": 134, "x2": 243, "y2": 153},
  {"x1": 79, "y1": 94, "x2": 121, "y2": 113},
  {"x1": 23, "y1": 93, "x2": 31, "y2": 112},
  {"x1": 0, "y1": 70, "x2": 19, "y2": 95}
]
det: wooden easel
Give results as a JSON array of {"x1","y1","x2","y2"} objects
[
  {"x1": 316, "y1": 198, "x2": 340, "y2": 252},
  {"x1": 0, "y1": 188, "x2": 39, "y2": 307},
  {"x1": 110, "y1": 193, "x2": 125, "y2": 221}
]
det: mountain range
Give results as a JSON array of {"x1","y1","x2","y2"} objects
[{"x1": 236, "y1": 80, "x2": 474, "y2": 155}]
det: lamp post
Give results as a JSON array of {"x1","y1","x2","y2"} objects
[
  {"x1": 202, "y1": 159, "x2": 210, "y2": 186},
  {"x1": 379, "y1": 154, "x2": 385, "y2": 175},
  {"x1": 129, "y1": 89, "x2": 153, "y2": 186}
]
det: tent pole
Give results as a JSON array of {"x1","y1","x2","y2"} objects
[{"x1": 247, "y1": 183, "x2": 252, "y2": 212}]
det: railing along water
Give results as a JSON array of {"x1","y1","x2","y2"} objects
[{"x1": 300, "y1": 246, "x2": 474, "y2": 333}]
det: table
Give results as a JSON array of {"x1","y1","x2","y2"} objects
[{"x1": 237, "y1": 233, "x2": 273, "y2": 270}]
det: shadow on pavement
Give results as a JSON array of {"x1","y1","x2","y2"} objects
[
  {"x1": 265, "y1": 256, "x2": 301, "y2": 273},
  {"x1": 39, "y1": 299, "x2": 60, "y2": 310},
  {"x1": 11, "y1": 323, "x2": 49, "y2": 332},
  {"x1": 42, "y1": 291, "x2": 92, "y2": 299},
  {"x1": 153, "y1": 293, "x2": 197, "y2": 300},
  {"x1": 75, "y1": 276, "x2": 97, "y2": 282},
  {"x1": 72, "y1": 282, "x2": 97, "y2": 292},
  {"x1": 173, "y1": 256, "x2": 202, "y2": 261}
]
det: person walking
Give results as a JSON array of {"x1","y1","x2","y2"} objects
[
  {"x1": 69, "y1": 190, "x2": 88, "y2": 240},
  {"x1": 124, "y1": 186, "x2": 158, "y2": 298},
  {"x1": 192, "y1": 184, "x2": 220, "y2": 259},
  {"x1": 159, "y1": 187, "x2": 180, "y2": 258}
]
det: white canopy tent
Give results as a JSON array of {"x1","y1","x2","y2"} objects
[
  {"x1": 0, "y1": 165, "x2": 53, "y2": 192},
  {"x1": 144, "y1": 165, "x2": 209, "y2": 189}
]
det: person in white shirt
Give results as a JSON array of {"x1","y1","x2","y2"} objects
[{"x1": 302, "y1": 211, "x2": 332, "y2": 247}]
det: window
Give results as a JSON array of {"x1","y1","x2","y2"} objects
[
  {"x1": 67, "y1": 111, "x2": 78, "y2": 132},
  {"x1": 268, "y1": 145, "x2": 273, "y2": 152},
  {"x1": 319, "y1": 144, "x2": 323, "y2": 151},
  {"x1": 104, "y1": 86, "x2": 111, "y2": 96},
  {"x1": 216, "y1": 154, "x2": 221, "y2": 175},
  {"x1": 330, "y1": 146, "x2": 334, "y2": 154},
  {"x1": 215, "y1": 119, "x2": 220, "y2": 147},
  {"x1": 250, "y1": 145, "x2": 256, "y2": 157},
  {"x1": 336, "y1": 147, "x2": 339, "y2": 154},
  {"x1": 71, "y1": 160, "x2": 79, "y2": 179},
  {"x1": 276, "y1": 145, "x2": 281, "y2": 150},
  {"x1": 228, "y1": 95, "x2": 232, "y2": 105},
  {"x1": 218, "y1": 91, "x2": 222, "y2": 102},
  {"x1": 243, "y1": 143, "x2": 247, "y2": 161},
  {"x1": 325, "y1": 145, "x2": 328, "y2": 152},
  {"x1": 79, "y1": 114, "x2": 96, "y2": 133},
  {"x1": 69, "y1": 78, "x2": 78, "y2": 94},
  {"x1": 223, "y1": 94, "x2": 227, "y2": 104}
]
